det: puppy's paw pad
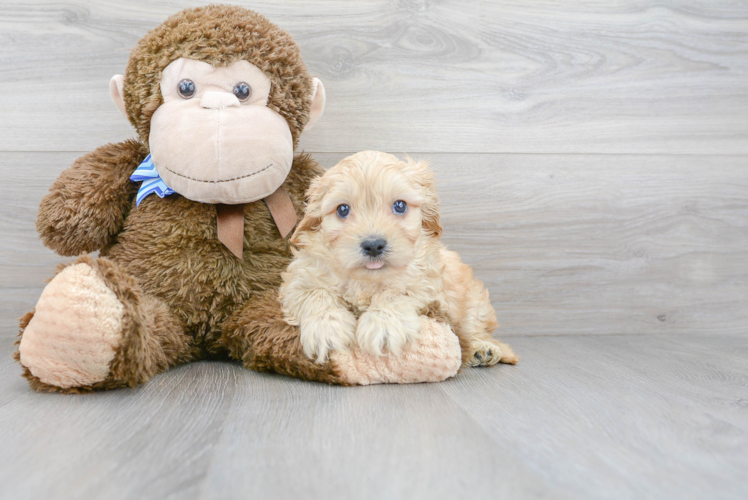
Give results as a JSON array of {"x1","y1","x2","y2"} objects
[{"x1": 466, "y1": 340, "x2": 503, "y2": 367}]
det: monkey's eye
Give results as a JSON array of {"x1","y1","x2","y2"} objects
[
  {"x1": 336, "y1": 204, "x2": 350, "y2": 219},
  {"x1": 233, "y1": 82, "x2": 252, "y2": 101},
  {"x1": 393, "y1": 200, "x2": 408, "y2": 215},
  {"x1": 177, "y1": 79, "x2": 196, "y2": 99}
]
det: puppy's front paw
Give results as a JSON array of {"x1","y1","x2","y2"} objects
[
  {"x1": 300, "y1": 309, "x2": 357, "y2": 364},
  {"x1": 356, "y1": 307, "x2": 421, "y2": 357}
]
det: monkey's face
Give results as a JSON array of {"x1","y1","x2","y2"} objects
[
  {"x1": 112, "y1": 6, "x2": 326, "y2": 206},
  {"x1": 148, "y1": 58, "x2": 294, "y2": 204}
]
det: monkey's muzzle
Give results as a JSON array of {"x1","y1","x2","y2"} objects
[{"x1": 149, "y1": 99, "x2": 294, "y2": 205}]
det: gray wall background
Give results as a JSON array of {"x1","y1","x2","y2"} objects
[{"x1": 1, "y1": 0, "x2": 746, "y2": 337}]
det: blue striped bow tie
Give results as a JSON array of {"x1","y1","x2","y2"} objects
[{"x1": 130, "y1": 154, "x2": 176, "y2": 206}]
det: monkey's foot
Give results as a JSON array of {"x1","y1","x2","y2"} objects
[
  {"x1": 331, "y1": 318, "x2": 461, "y2": 385},
  {"x1": 18, "y1": 263, "x2": 126, "y2": 389},
  {"x1": 466, "y1": 338, "x2": 519, "y2": 367}
]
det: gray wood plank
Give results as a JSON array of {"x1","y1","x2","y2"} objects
[
  {"x1": 438, "y1": 334, "x2": 748, "y2": 500},
  {"x1": 0, "y1": 1, "x2": 746, "y2": 154},
  {"x1": 1, "y1": 334, "x2": 746, "y2": 499},
  {"x1": 3, "y1": 152, "x2": 746, "y2": 337},
  {"x1": 197, "y1": 369, "x2": 569, "y2": 500},
  {"x1": 0, "y1": 336, "x2": 23, "y2": 408},
  {"x1": 0, "y1": 340, "x2": 240, "y2": 500},
  {"x1": 0, "y1": 288, "x2": 35, "y2": 336}
]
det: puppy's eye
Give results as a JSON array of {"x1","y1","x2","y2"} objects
[
  {"x1": 336, "y1": 204, "x2": 350, "y2": 219},
  {"x1": 233, "y1": 82, "x2": 252, "y2": 101},
  {"x1": 178, "y1": 79, "x2": 196, "y2": 99},
  {"x1": 393, "y1": 200, "x2": 408, "y2": 215}
]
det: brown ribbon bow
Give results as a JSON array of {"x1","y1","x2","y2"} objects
[{"x1": 215, "y1": 186, "x2": 298, "y2": 259}]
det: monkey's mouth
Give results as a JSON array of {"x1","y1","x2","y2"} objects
[{"x1": 163, "y1": 163, "x2": 274, "y2": 183}]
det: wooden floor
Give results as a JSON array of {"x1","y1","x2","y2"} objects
[
  {"x1": 0, "y1": 332, "x2": 745, "y2": 500},
  {"x1": 1, "y1": 1, "x2": 747, "y2": 499}
]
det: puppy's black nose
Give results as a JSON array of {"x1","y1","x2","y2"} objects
[{"x1": 361, "y1": 238, "x2": 387, "y2": 257}]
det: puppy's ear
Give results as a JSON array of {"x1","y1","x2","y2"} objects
[
  {"x1": 404, "y1": 158, "x2": 443, "y2": 238},
  {"x1": 422, "y1": 201, "x2": 443, "y2": 238},
  {"x1": 290, "y1": 175, "x2": 326, "y2": 248},
  {"x1": 290, "y1": 214, "x2": 322, "y2": 247}
]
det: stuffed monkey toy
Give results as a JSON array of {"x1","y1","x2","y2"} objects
[{"x1": 14, "y1": 5, "x2": 463, "y2": 392}]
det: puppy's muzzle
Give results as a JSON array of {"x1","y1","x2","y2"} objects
[{"x1": 361, "y1": 237, "x2": 387, "y2": 258}]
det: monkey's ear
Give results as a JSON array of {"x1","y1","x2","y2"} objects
[
  {"x1": 304, "y1": 78, "x2": 326, "y2": 131},
  {"x1": 109, "y1": 75, "x2": 127, "y2": 119}
]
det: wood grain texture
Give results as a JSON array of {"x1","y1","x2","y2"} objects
[
  {"x1": 0, "y1": 0, "x2": 747, "y2": 153},
  {"x1": 1, "y1": 2, "x2": 746, "y2": 499},
  {"x1": 438, "y1": 334, "x2": 748, "y2": 500},
  {"x1": 0, "y1": 334, "x2": 746, "y2": 500},
  {"x1": 196, "y1": 366, "x2": 563, "y2": 500},
  {"x1": 3, "y1": 152, "x2": 746, "y2": 337}
]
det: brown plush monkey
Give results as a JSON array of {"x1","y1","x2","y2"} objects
[{"x1": 14, "y1": 5, "x2": 462, "y2": 392}]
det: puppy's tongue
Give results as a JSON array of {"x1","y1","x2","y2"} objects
[{"x1": 366, "y1": 261, "x2": 385, "y2": 270}]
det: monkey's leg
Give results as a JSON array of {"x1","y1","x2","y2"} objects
[
  {"x1": 221, "y1": 291, "x2": 462, "y2": 385},
  {"x1": 222, "y1": 290, "x2": 347, "y2": 384},
  {"x1": 15, "y1": 256, "x2": 197, "y2": 393}
]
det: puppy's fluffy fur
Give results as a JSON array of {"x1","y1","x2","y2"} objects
[{"x1": 280, "y1": 151, "x2": 518, "y2": 366}]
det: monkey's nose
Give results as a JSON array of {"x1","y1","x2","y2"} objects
[
  {"x1": 200, "y1": 91, "x2": 240, "y2": 109},
  {"x1": 361, "y1": 238, "x2": 387, "y2": 258}
]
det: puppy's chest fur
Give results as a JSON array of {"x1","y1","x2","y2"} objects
[
  {"x1": 339, "y1": 281, "x2": 384, "y2": 316},
  {"x1": 339, "y1": 269, "x2": 448, "y2": 320}
]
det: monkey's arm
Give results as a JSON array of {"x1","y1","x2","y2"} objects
[
  {"x1": 36, "y1": 139, "x2": 148, "y2": 256},
  {"x1": 222, "y1": 289, "x2": 462, "y2": 386}
]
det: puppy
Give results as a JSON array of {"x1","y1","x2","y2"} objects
[{"x1": 280, "y1": 151, "x2": 518, "y2": 367}]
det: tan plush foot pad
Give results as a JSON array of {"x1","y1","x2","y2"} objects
[
  {"x1": 331, "y1": 319, "x2": 461, "y2": 385},
  {"x1": 19, "y1": 263, "x2": 125, "y2": 388}
]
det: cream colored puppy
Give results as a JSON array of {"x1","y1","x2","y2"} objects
[{"x1": 280, "y1": 151, "x2": 518, "y2": 366}]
